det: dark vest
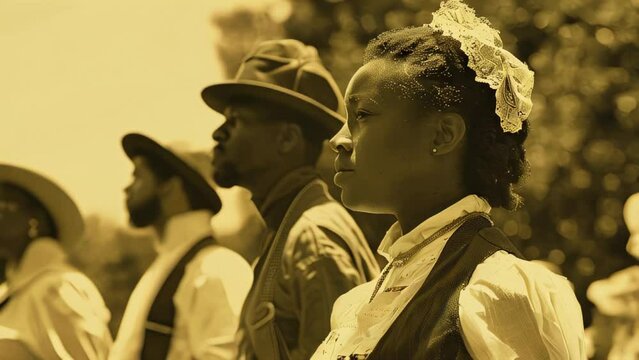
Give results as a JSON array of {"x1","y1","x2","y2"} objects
[
  {"x1": 238, "y1": 180, "x2": 329, "y2": 360},
  {"x1": 140, "y1": 236, "x2": 215, "y2": 360},
  {"x1": 367, "y1": 216, "x2": 524, "y2": 360}
]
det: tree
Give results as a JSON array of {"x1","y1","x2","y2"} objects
[{"x1": 211, "y1": 0, "x2": 639, "y2": 326}]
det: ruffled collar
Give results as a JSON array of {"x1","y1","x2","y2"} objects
[{"x1": 377, "y1": 195, "x2": 491, "y2": 261}]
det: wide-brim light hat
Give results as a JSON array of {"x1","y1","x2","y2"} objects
[
  {"x1": 201, "y1": 39, "x2": 346, "y2": 137},
  {"x1": 122, "y1": 133, "x2": 222, "y2": 214},
  {"x1": 0, "y1": 164, "x2": 84, "y2": 249}
]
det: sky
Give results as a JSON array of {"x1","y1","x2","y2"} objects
[{"x1": 1, "y1": 0, "x2": 282, "y2": 225}]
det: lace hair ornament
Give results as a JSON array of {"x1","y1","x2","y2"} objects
[{"x1": 429, "y1": 0, "x2": 534, "y2": 133}]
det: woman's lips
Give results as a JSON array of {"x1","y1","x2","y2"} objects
[
  {"x1": 334, "y1": 169, "x2": 354, "y2": 185},
  {"x1": 334, "y1": 155, "x2": 354, "y2": 174}
]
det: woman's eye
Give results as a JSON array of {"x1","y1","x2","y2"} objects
[{"x1": 355, "y1": 110, "x2": 371, "y2": 121}]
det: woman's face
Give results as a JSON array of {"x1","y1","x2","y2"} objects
[
  {"x1": 0, "y1": 185, "x2": 37, "y2": 260},
  {"x1": 331, "y1": 59, "x2": 438, "y2": 214}
]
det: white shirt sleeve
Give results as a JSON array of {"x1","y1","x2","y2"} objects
[
  {"x1": 168, "y1": 246, "x2": 253, "y2": 360},
  {"x1": 459, "y1": 251, "x2": 586, "y2": 360},
  {"x1": 29, "y1": 272, "x2": 113, "y2": 360}
]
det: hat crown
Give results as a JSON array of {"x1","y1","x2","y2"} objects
[
  {"x1": 167, "y1": 147, "x2": 214, "y2": 185},
  {"x1": 234, "y1": 39, "x2": 344, "y2": 116}
]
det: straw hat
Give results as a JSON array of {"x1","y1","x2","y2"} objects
[{"x1": 0, "y1": 164, "x2": 84, "y2": 248}]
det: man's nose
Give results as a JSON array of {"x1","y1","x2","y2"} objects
[{"x1": 212, "y1": 124, "x2": 228, "y2": 143}]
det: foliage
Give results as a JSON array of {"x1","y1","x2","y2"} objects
[{"x1": 211, "y1": 0, "x2": 639, "y2": 328}]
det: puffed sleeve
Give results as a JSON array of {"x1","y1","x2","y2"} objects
[
  {"x1": 28, "y1": 272, "x2": 112, "y2": 360},
  {"x1": 459, "y1": 251, "x2": 586, "y2": 360}
]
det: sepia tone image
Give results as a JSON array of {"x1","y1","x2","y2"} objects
[{"x1": 1, "y1": 0, "x2": 638, "y2": 359}]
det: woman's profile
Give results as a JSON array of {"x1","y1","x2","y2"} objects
[{"x1": 312, "y1": 0, "x2": 585, "y2": 358}]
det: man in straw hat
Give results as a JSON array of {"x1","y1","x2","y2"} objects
[
  {"x1": 109, "y1": 133, "x2": 253, "y2": 360},
  {"x1": 0, "y1": 164, "x2": 112, "y2": 359},
  {"x1": 201, "y1": 39, "x2": 380, "y2": 360}
]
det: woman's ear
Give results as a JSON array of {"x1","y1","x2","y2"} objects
[{"x1": 432, "y1": 112, "x2": 466, "y2": 155}]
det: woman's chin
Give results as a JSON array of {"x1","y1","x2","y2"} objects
[{"x1": 339, "y1": 189, "x2": 384, "y2": 214}]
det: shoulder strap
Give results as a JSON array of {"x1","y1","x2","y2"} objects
[
  {"x1": 477, "y1": 226, "x2": 525, "y2": 259},
  {"x1": 140, "y1": 236, "x2": 215, "y2": 360},
  {"x1": 0, "y1": 282, "x2": 10, "y2": 310},
  {"x1": 242, "y1": 180, "x2": 329, "y2": 360},
  {"x1": 259, "y1": 180, "x2": 328, "y2": 303}
]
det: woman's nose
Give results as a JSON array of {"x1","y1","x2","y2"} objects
[{"x1": 330, "y1": 124, "x2": 353, "y2": 153}]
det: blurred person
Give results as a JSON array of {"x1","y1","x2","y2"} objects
[
  {"x1": 211, "y1": 185, "x2": 265, "y2": 264},
  {"x1": 312, "y1": 0, "x2": 586, "y2": 359},
  {"x1": 109, "y1": 133, "x2": 253, "y2": 360},
  {"x1": 0, "y1": 164, "x2": 112, "y2": 359},
  {"x1": 201, "y1": 39, "x2": 380, "y2": 360},
  {"x1": 585, "y1": 193, "x2": 639, "y2": 359}
]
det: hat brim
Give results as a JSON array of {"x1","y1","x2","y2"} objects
[
  {"x1": 0, "y1": 164, "x2": 84, "y2": 249},
  {"x1": 122, "y1": 134, "x2": 222, "y2": 214},
  {"x1": 201, "y1": 80, "x2": 345, "y2": 137}
]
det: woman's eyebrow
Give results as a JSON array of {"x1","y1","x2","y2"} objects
[{"x1": 346, "y1": 94, "x2": 380, "y2": 106}]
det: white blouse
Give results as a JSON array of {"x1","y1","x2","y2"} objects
[
  {"x1": 312, "y1": 195, "x2": 586, "y2": 360},
  {"x1": 0, "y1": 238, "x2": 112, "y2": 359}
]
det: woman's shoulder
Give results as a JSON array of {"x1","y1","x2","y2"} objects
[
  {"x1": 26, "y1": 265, "x2": 96, "y2": 297},
  {"x1": 25, "y1": 267, "x2": 110, "y2": 322},
  {"x1": 460, "y1": 250, "x2": 581, "y2": 322},
  {"x1": 458, "y1": 251, "x2": 586, "y2": 358},
  {"x1": 465, "y1": 250, "x2": 574, "y2": 297}
]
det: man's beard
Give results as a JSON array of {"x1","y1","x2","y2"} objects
[
  {"x1": 127, "y1": 195, "x2": 161, "y2": 228},
  {"x1": 212, "y1": 162, "x2": 241, "y2": 189}
]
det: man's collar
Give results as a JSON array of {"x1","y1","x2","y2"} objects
[
  {"x1": 255, "y1": 166, "x2": 319, "y2": 223},
  {"x1": 157, "y1": 209, "x2": 213, "y2": 254}
]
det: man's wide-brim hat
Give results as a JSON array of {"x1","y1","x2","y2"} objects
[
  {"x1": 201, "y1": 39, "x2": 346, "y2": 137},
  {"x1": 0, "y1": 164, "x2": 84, "y2": 249},
  {"x1": 122, "y1": 133, "x2": 222, "y2": 214}
]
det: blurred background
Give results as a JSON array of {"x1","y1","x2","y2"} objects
[{"x1": 2, "y1": 0, "x2": 638, "y2": 358}]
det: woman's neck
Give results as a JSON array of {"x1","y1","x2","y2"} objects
[{"x1": 395, "y1": 190, "x2": 469, "y2": 235}]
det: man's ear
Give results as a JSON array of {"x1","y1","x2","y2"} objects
[
  {"x1": 432, "y1": 112, "x2": 466, "y2": 155},
  {"x1": 158, "y1": 176, "x2": 182, "y2": 196},
  {"x1": 276, "y1": 122, "x2": 304, "y2": 154}
]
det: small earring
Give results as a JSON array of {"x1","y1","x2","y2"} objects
[
  {"x1": 432, "y1": 148, "x2": 438, "y2": 154},
  {"x1": 28, "y1": 218, "x2": 39, "y2": 239}
]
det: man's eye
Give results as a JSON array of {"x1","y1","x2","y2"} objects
[{"x1": 226, "y1": 116, "x2": 237, "y2": 126}]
